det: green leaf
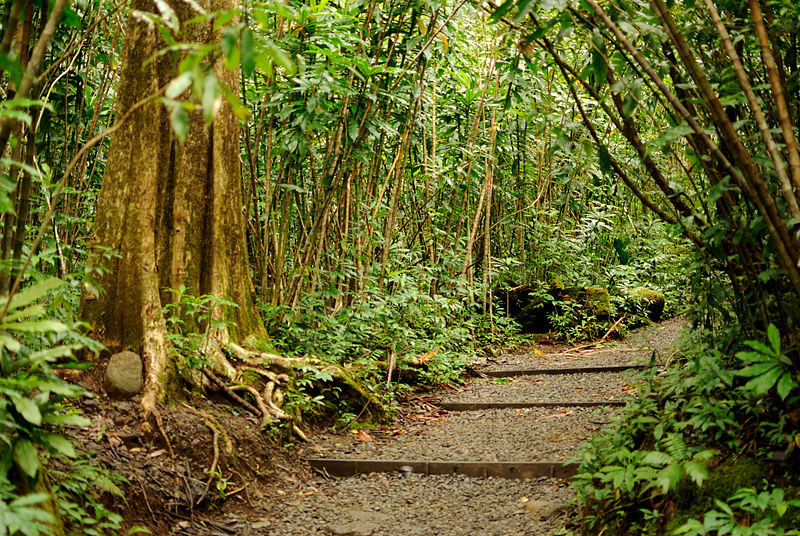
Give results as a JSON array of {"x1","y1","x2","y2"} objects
[
  {"x1": 42, "y1": 413, "x2": 91, "y2": 427},
  {"x1": 266, "y1": 44, "x2": 295, "y2": 74},
  {"x1": 597, "y1": 144, "x2": 612, "y2": 174},
  {"x1": 240, "y1": 29, "x2": 256, "y2": 77},
  {"x1": 0, "y1": 319, "x2": 69, "y2": 333},
  {"x1": 767, "y1": 324, "x2": 781, "y2": 354},
  {"x1": 683, "y1": 461, "x2": 708, "y2": 486},
  {"x1": 42, "y1": 434, "x2": 75, "y2": 457},
  {"x1": 0, "y1": 190, "x2": 13, "y2": 213},
  {"x1": 490, "y1": 0, "x2": 516, "y2": 22},
  {"x1": 165, "y1": 72, "x2": 193, "y2": 99},
  {"x1": 14, "y1": 438, "x2": 39, "y2": 478},
  {"x1": 10, "y1": 394, "x2": 41, "y2": 425},
  {"x1": 28, "y1": 345, "x2": 81, "y2": 363},
  {"x1": 643, "y1": 450, "x2": 673, "y2": 466},
  {"x1": 220, "y1": 85, "x2": 249, "y2": 121},
  {"x1": 153, "y1": 0, "x2": 179, "y2": 31},
  {"x1": 201, "y1": 74, "x2": 219, "y2": 123},
  {"x1": 0, "y1": 51, "x2": 23, "y2": 87},
  {"x1": 0, "y1": 333, "x2": 21, "y2": 353},
  {"x1": 656, "y1": 463, "x2": 682, "y2": 493},
  {"x1": 8, "y1": 492, "x2": 50, "y2": 508},
  {"x1": 2, "y1": 304, "x2": 46, "y2": 322},
  {"x1": 221, "y1": 27, "x2": 239, "y2": 71},
  {"x1": 738, "y1": 362, "x2": 779, "y2": 377},
  {"x1": 743, "y1": 366, "x2": 782, "y2": 396},
  {"x1": 776, "y1": 373, "x2": 795, "y2": 401},
  {"x1": 512, "y1": 0, "x2": 536, "y2": 23},
  {"x1": 170, "y1": 104, "x2": 190, "y2": 143},
  {"x1": 622, "y1": 93, "x2": 637, "y2": 118},
  {"x1": 348, "y1": 119, "x2": 359, "y2": 141},
  {"x1": 3, "y1": 278, "x2": 62, "y2": 312},
  {"x1": 590, "y1": 29, "x2": 607, "y2": 85}
]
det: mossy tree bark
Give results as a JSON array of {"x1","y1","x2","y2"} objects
[{"x1": 80, "y1": 0, "x2": 265, "y2": 414}]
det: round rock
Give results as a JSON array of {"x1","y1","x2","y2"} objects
[{"x1": 104, "y1": 351, "x2": 143, "y2": 398}]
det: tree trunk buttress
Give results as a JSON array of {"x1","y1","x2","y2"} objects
[{"x1": 81, "y1": 0, "x2": 266, "y2": 405}]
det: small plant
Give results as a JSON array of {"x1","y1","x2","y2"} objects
[
  {"x1": 162, "y1": 285, "x2": 238, "y2": 370},
  {"x1": 674, "y1": 487, "x2": 800, "y2": 536}
]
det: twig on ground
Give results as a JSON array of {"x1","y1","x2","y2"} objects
[{"x1": 134, "y1": 473, "x2": 156, "y2": 523}]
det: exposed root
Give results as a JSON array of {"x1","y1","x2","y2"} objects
[
  {"x1": 227, "y1": 342, "x2": 385, "y2": 418},
  {"x1": 201, "y1": 367, "x2": 260, "y2": 417},
  {"x1": 261, "y1": 382, "x2": 289, "y2": 420},
  {"x1": 235, "y1": 384, "x2": 278, "y2": 426},
  {"x1": 239, "y1": 365, "x2": 289, "y2": 384},
  {"x1": 196, "y1": 419, "x2": 220, "y2": 506},
  {"x1": 292, "y1": 424, "x2": 309, "y2": 442}
]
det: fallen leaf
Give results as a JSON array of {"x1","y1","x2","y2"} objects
[
  {"x1": 356, "y1": 430, "x2": 373, "y2": 442},
  {"x1": 417, "y1": 345, "x2": 442, "y2": 364}
]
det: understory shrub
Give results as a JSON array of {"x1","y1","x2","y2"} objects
[
  {"x1": 573, "y1": 325, "x2": 800, "y2": 535},
  {"x1": 0, "y1": 278, "x2": 122, "y2": 536}
]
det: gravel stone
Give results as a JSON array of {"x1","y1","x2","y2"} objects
[
  {"x1": 260, "y1": 473, "x2": 575, "y2": 536},
  {"x1": 442, "y1": 371, "x2": 641, "y2": 404},
  {"x1": 315, "y1": 406, "x2": 616, "y2": 462}
]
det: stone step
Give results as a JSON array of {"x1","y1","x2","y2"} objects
[
  {"x1": 436, "y1": 400, "x2": 624, "y2": 411},
  {"x1": 482, "y1": 364, "x2": 648, "y2": 377},
  {"x1": 305, "y1": 458, "x2": 577, "y2": 480}
]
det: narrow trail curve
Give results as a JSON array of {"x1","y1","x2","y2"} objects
[{"x1": 266, "y1": 318, "x2": 687, "y2": 536}]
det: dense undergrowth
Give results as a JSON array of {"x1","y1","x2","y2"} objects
[{"x1": 573, "y1": 322, "x2": 800, "y2": 535}]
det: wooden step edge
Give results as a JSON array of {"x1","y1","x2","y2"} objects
[
  {"x1": 305, "y1": 458, "x2": 578, "y2": 480},
  {"x1": 482, "y1": 364, "x2": 648, "y2": 377},
  {"x1": 435, "y1": 400, "x2": 625, "y2": 411}
]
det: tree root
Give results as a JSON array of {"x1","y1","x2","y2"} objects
[
  {"x1": 201, "y1": 367, "x2": 260, "y2": 416},
  {"x1": 196, "y1": 419, "x2": 219, "y2": 506},
  {"x1": 226, "y1": 343, "x2": 385, "y2": 419}
]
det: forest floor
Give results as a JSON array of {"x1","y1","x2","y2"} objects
[{"x1": 67, "y1": 318, "x2": 687, "y2": 535}]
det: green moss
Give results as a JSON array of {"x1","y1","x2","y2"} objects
[
  {"x1": 668, "y1": 458, "x2": 765, "y2": 531},
  {"x1": 550, "y1": 278, "x2": 565, "y2": 291},
  {"x1": 625, "y1": 286, "x2": 666, "y2": 321},
  {"x1": 585, "y1": 287, "x2": 611, "y2": 319},
  {"x1": 629, "y1": 286, "x2": 665, "y2": 303}
]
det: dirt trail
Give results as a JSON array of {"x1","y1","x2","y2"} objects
[{"x1": 250, "y1": 318, "x2": 688, "y2": 536}]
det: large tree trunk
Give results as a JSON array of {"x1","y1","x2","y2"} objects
[{"x1": 81, "y1": 0, "x2": 265, "y2": 412}]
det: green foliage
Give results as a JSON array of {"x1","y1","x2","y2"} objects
[
  {"x1": 674, "y1": 487, "x2": 800, "y2": 536},
  {"x1": 0, "y1": 278, "x2": 119, "y2": 535},
  {"x1": 736, "y1": 325, "x2": 798, "y2": 402},
  {"x1": 263, "y1": 255, "x2": 517, "y2": 420},
  {"x1": 573, "y1": 324, "x2": 800, "y2": 534},
  {"x1": 163, "y1": 285, "x2": 238, "y2": 370}
]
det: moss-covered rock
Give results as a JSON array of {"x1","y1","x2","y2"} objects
[
  {"x1": 585, "y1": 287, "x2": 611, "y2": 319},
  {"x1": 625, "y1": 286, "x2": 665, "y2": 322}
]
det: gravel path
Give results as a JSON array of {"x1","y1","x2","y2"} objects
[
  {"x1": 311, "y1": 406, "x2": 616, "y2": 462},
  {"x1": 440, "y1": 371, "x2": 640, "y2": 404},
  {"x1": 267, "y1": 318, "x2": 688, "y2": 536},
  {"x1": 485, "y1": 316, "x2": 687, "y2": 371},
  {"x1": 263, "y1": 473, "x2": 574, "y2": 536}
]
